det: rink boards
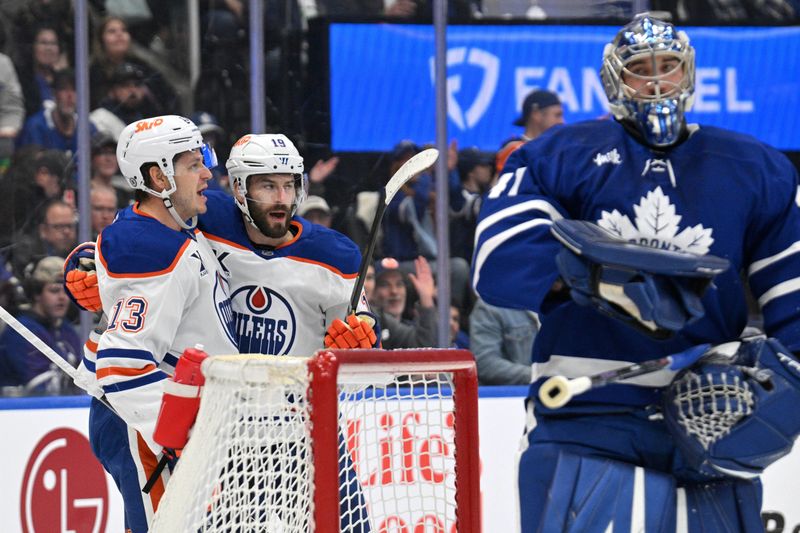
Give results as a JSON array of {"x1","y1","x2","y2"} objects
[{"x1": 0, "y1": 389, "x2": 797, "y2": 532}]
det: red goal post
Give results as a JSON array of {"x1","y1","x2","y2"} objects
[{"x1": 151, "y1": 348, "x2": 481, "y2": 533}]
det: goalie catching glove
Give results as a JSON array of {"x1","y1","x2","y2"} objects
[
  {"x1": 325, "y1": 312, "x2": 380, "y2": 349},
  {"x1": 551, "y1": 219, "x2": 730, "y2": 338},
  {"x1": 63, "y1": 242, "x2": 101, "y2": 312},
  {"x1": 664, "y1": 337, "x2": 800, "y2": 479}
]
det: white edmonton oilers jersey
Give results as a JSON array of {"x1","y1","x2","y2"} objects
[
  {"x1": 199, "y1": 190, "x2": 364, "y2": 357},
  {"x1": 94, "y1": 204, "x2": 238, "y2": 453}
]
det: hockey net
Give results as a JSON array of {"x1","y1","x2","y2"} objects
[{"x1": 151, "y1": 349, "x2": 481, "y2": 533}]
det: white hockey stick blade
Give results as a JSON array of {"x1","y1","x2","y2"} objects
[
  {"x1": 0, "y1": 304, "x2": 108, "y2": 400},
  {"x1": 538, "y1": 376, "x2": 591, "y2": 409},
  {"x1": 384, "y1": 148, "x2": 439, "y2": 205},
  {"x1": 0, "y1": 304, "x2": 78, "y2": 380}
]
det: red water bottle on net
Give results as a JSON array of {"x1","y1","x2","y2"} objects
[{"x1": 153, "y1": 345, "x2": 209, "y2": 450}]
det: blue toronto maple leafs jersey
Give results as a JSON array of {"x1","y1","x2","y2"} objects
[{"x1": 473, "y1": 119, "x2": 800, "y2": 409}]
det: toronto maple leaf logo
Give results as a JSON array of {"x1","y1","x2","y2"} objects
[{"x1": 597, "y1": 186, "x2": 714, "y2": 254}]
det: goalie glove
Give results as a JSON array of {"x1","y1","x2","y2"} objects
[
  {"x1": 664, "y1": 337, "x2": 800, "y2": 479},
  {"x1": 153, "y1": 346, "x2": 208, "y2": 451},
  {"x1": 63, "y1": 242, "x2": 101, "y2": 312},
  {"x1": 551, "y1": 219, "x2": 729, "y2": 338},
  {"x1": 325, "y1": 312, "x2": 380, "y2": 349}
]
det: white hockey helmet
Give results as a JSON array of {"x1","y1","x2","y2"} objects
[
  {"x1": 600, "y1": 14, "x2": 695, "y2": 147},
  {"x1": 116, "y1": 115, "x2": 206, "y2": 229},
  {"x1": 226, "y1": 134, "x2": 307, "y2": 226}
]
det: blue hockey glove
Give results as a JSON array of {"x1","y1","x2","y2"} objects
[
  {"x1": 551, "y1": 219, "x2": 729, "y2": 338},
  {"x1": 663, "y1": 337, "x2": 800, "y2": 479}
]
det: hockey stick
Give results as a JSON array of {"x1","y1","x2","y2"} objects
[
  {"x1": 347, "y1": 148, "x2": 439, "y2": 314},
  {"x1": 538, "y1": 343, "x2": 710, "y2": 409},
  {"x1": 0, "y1": 304, "x2": 115, "y2": 409}
]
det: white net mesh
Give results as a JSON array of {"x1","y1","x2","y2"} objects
[
  {"x1": 151, "y1": 355, "x2": 314, "y2": 533},
  {"x1": 337, "y1": 372, "x2": 457, "y2": 532},
  {"x1": 152, "y1": 353, "x2": 471, "y2": 533},
  {"x1": 668, "y1": 367, "x2": 755, "y2": 450}
]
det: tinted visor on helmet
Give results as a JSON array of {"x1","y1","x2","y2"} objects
[{"x1": 201, "y1": 143, "x2": 218, "y2": 169}]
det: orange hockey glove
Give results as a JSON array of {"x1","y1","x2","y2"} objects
[
  {"x1": 63, "y1": 242, "x2": 102, "y2": 312},
  {"x1": 324, "y1": 312, "x2": 380, "y2": 349}
]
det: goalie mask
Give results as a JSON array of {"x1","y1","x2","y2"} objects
[
  {"x1": 117, "y1": 115, "x2": 216, "y2": 230},
  {"x1": 226, "y1": 134, "x2": 307, "y2": 230},
  {"x1": 601, "y1": 14, "x2": 695, "y2": 147}
]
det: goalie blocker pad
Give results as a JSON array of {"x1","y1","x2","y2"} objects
[
  {"x1": 551, "y1": 219, "x2": 730, "y2": 338},
  {"x1": 663, "y1": 337, "x2": 800, "y2": 479}
]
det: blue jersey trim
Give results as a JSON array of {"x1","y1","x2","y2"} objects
[
  {"x1": 99, "y1": 206, "x2": 192, "y2": 275},
  {"x1": 82, "y1": 356, "x2": 96, "y2": 373},
  {"x1": 102, "y1": 371, "x2": 166, "y2": 393},
  {"x1": 97, "y1": 348, "x2": 157, "y2": 363},
  {"x1": 283, "y1": 219, "x2": 361, "y2": 276},
  {"x1": 199, "y1": 190, "x2": 361, "y2": 276}
]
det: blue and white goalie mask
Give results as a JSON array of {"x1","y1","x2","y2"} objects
[{"x1": 601, "y1": 14, "x2": 695, "y2": 147}]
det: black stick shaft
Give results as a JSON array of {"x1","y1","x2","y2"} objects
[
  {"x1": 348, "y1": 192, "x2": 387, "y2": 314},
  {"x1": 142, "y1": 454, "x2": 170, "y2": 494},
  {"x1": 590, "y1": 357, "x2": 671, "y2": 388}
]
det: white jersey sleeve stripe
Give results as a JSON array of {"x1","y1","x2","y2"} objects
[
  {"x1": 748, "y1": 240, "x2": 800, "y2": 276},
  {"x1": 758, "y1": 276, "x2": 800, "y2": 307},
  {"x1": 473, "y1": 218, "x2": 552, "y2": 289},
  {"x1": 473, "y1": 199, "x2": 562, "y2": 251}
]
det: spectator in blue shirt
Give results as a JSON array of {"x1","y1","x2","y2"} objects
[
  {"x1": 0, "y1": 256, "x2": 81, "y2": 395},
  {"x1": 17, "y1": 69, "x2": 97, "y2": 154}
]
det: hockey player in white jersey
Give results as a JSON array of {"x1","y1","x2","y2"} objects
[
  {"x1": 67, "y1": 133, "x2": 376, "y2": 355},
  {"x1": 204, "y1": 132, "x2": 377, "y2": 354},
  {"x1": 82, "y1": 115, "x2": 238, "y2": 533},
  {"x1": 65, "y1": 131, "x2": 376, "y2": 530}
]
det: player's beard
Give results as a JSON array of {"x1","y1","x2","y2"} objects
[{"x1": 248, "y1": 198, "x2": 293, "y2": 239}]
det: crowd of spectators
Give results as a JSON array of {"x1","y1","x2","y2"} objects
[{"x1": 0, "y1": 0, "x2": 795, "y2": 395}]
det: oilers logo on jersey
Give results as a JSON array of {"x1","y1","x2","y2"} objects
[{"x1": 230, "y1": 285, "x2": 296, "y2": 355}]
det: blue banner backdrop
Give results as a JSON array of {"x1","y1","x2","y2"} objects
[{"x1": 330, "y1": 24, "x2": 800, "y2": 152}]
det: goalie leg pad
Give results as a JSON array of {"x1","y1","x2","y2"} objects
[
  {"x1": 683, "y1": 478, "x2": 764, "y2": 533},
  {"x1": 531, "y1": 451, "x2": 763, "y2": 533},
  {"x1": 537, "y1": 452, "x2": 677, "y2": 533}
]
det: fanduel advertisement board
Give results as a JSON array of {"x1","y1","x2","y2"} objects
[{"x1": 329, "y1": 24, "x2": 800, "y2": 152}]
